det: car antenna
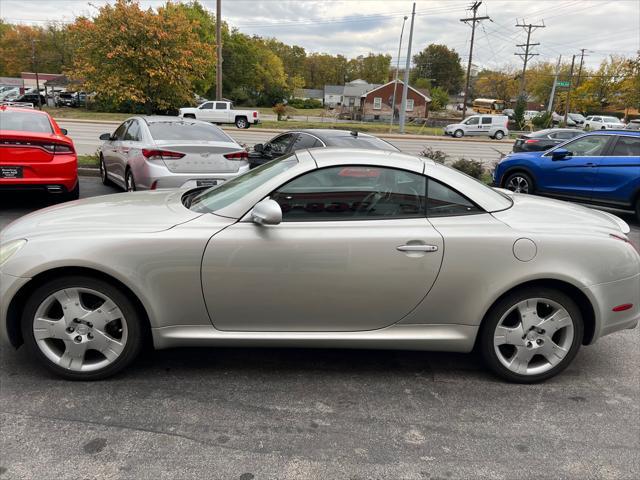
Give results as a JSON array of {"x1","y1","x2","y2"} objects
[{"x1": 350, "y1": 130, "x2": 358, "y2": 137}]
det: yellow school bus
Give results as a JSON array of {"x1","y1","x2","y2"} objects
[{"x1": 472, "y1": 98, "x2": 505, "y2": 114}]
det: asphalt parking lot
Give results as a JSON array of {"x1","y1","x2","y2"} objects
[{"x1": 1, "y1": 177, "x2": 639, "y2": 479}]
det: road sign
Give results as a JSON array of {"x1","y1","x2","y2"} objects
[{"x1": 556, "y1": 81, "x2": 571, "y2": 87}]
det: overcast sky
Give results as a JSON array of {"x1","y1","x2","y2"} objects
[{"x1": 2, "y1": 0, "x2": 639, "y2": 71}]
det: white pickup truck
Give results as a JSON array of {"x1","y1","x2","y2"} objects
[{"x1": 179, "y1": 100, "x2": 260, "y2": 129}]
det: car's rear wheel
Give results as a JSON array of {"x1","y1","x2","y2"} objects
[
  {"x1": 479, "y1": 288, "x2": 583, "y2": 383},
  {"x1": 21, "y1": 276, "x2": 144, "y2": 380},
  {"x1": 99, "y1": 155, "x2": 111, "y2": 186},
  {"x1": 64, "y1": 181, "x2": 80, "y2": 201},
  {"x1": 125, "y1": 169, "x2": 136, "y2": 192},
  {"x1": 235, "y1": 117, "x2": 249, "y2": 129},
  {"x1": 494, "y1": 130, "x2": 505, "y2": 140},
  {"x1": 504, "y1": 171, "x2": 534, "y2": 194}
]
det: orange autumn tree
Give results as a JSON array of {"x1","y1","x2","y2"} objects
[{"x1": 68, "y1": 0, "x2": 214, "y2": 113}]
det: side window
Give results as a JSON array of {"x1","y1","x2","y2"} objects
[
  {"x1": 271, "y1": 166, "x2": 426, "y2": 221},
  {"x1": 199, "y1": 102, "x2": 213, "y2": 110},
  {"x1": 552, "y1": 131, "x2": 575, "y2": 140},
  {"x1": 267, "y1": 134, "x2": 295, "y2": 156},
  {"x1": 481, "y1": 117, "x2": 492, "y2": 125},
  {"x1": 123, "y1": 120, "x2": 140, "y2": 141},
  {"x1": 406, "y1": 99, "x2": 414, "y2": 111},
  {"x1": 215, "y1": 102, "x2": 227, "y2": 110},
  {"x1": 562, "y1": 135, "x2": 610, "y2": 156},
  {"x1": 610, "y1": 136, "x2": 640, "y2": 156},
  {"x1": 292, "y1": 133, "x2": 322, "y2": 151},
  {"x1": 373, "y1": 97, "x2": 382, "y2": 110},
  {"x1": 113, "y1": 121, "x2": 130, "y2": 140},
  {"x1": 465, "y1": 117, "x2": 479, "y2": 125},
  {"x1": 427, "y1": 179, "x2": 481, "y2": 217}
]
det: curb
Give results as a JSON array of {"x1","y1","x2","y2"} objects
[
  {"x1": 78, "y1": 167, "x2": 100, "y2": 177},
  {"x1": 55, "y1": 118, "x2": 514, "y2": 144}
]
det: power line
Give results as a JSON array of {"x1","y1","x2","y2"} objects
[
  {"x1": 460, "y1": 1, "x2": 490, "y2": 119},
  {"x1": 514, "y1": 19, "x2": 545, "y2": 95}
]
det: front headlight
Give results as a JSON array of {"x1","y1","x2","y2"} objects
[{"x1": 0, "y1": 239, "x2": 27, "y2": 266}]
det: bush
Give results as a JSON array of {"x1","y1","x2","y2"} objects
[
  {"x1": 419, "y1": 146, "x2": 447, "y2": 164},
  {"x1": 513, "y1": 94, "x2": 527, "y2": 130},
  {"x1": 288, "y1": 98, "x2": 323, "y2": 109},
  {"x1": 429, "y1": 86, "x2": 449, "y2": 111},
  {"x1": 451, "y1": 158, "x2": 484, "y2": 179},
  {"x1": 532, "y1": 111, "x2": 553, "y2": 129},
  {"x1": 273, "y1": 103, "x2": 295, "y2": 121}
]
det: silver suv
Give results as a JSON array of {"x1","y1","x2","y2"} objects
[{"x1": 444, "y1": 115, "x2": 509, "y2": 140}]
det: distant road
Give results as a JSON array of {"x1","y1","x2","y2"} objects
[{"x1": 58, "y1": 120, "x2": 514, "y2": 166}]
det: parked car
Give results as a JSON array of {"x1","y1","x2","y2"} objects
[
  {"x1": 512, "y1": 128, "x2": 584, "y2": 152},
  {"x1": 495, "y1": 131, "x2": 640, "y2": 220},
  {"x1": 584, "y1": 115, "x2": 625, "y2": 130},
  {"x1": 98, "y1": 116, "x2": 250, "y2": 191},
  {"x1": 2, "y1": 148, "x2": 638, "y2": 382},
  {"x1": 56, "y1": 92, "x2": 77, "y2": 107},
  {"x1": 444, "y1": 114, "x2": 509, "y2": 140},
  {"x1": 551, "y1": 112, "x2": 586, "y2": 127},
  {"x1": 523, "y1": 110, "x2": 541, "y2": 122},
  {"x1": 249, "y1": 129, "x2": 398, "y2": 168},
  {"x1": 0, "y1": 106, "x2": 78, "y2": 200},
  {"x1": 624, "y1": 119, "x2": 640, "y2": 130},
  {"x1": 502, "y1": 108, "x2": 515, "y2": 119},
  {"x1": 14, "y1": 92, "x2": 46, "y2": 106},
  {"x1": 179, "y1": 100, "x2": 259, "y2": 129}
]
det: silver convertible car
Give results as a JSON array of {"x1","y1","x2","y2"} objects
[{"x1": 1, "y1": 149, "x2": 638, "y2": 382}]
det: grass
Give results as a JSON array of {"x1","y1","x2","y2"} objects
[
  {"x1": 255, "y1": 120, "x2": 443, "y2": 136},
  {"x1": 77, "y1": 154, "x2": 100, "y2": 167},
  {"x1": 45, "y1": 107, "x2": 130, "y2": 122}
]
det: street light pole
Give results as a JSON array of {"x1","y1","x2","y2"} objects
[
  {"x1": 216, "y1": 0, "x2": 223, "y2": 100},
  {"x1": 389, "y1": 16, "x2": 408, "y2": 130},
  {"x1": 399, "y1": 3, "x2": 416, "y2": 134},
  {"x1": 31, "y1": 39, "x2": 42, "y2": 109}
]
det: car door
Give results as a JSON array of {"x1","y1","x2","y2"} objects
[
  {"x1": 102, "y1": 120, "x2": 129, "y2": 184},
  {"x1": 201, "y1": 165, "x2": 444, "y2": 332},
  {"x1": 464, "y1": 116, "x2": 480, "y2": 135},
  {"x1": 478, "y1": 116, "x2": 493, "y2": 136},
  {"x1": 213, "y1": 102, "x2": 229, "y2": 122},
  {"x1": 538, "y1": 134, "x2": 614, "y2": 199},
  {"x1": 197, "y1": 101, "x2": 214, "y2": 121},
  {"x1": 119, "y1": 119, "x2": 143, "y2": 184},
  {"x1": 592, "y1": 135, "x2": 640, "y2": 206}
]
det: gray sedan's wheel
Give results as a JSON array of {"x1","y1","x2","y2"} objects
[
  {"x1": 21, "y1": 276, "x2": 143, "y2": 380},
  {"x1": 504, "y1": 172, "x2": 534, "y2": 194},
  {"x1": 99, "y1": 155, "x2": 111, "y2": 186},
  {"x1": 635, "y1": 196, "x2": 640, "y2": 223},
  {"x1": 453, "y1": 129, "x2": 464, "y2": 138},
  {"x1": 479, "y1": 288, "x2": 583, "y2": 383},
  {"x1": 125, "y1": 170, "x2": 136, "y2": 192}
]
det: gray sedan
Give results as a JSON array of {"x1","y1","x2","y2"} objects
[
  {"x1": 98, "y1": 116, "x2": 250, "y2": 191},
  {"x1": 1, "y1": 148, "x2": 638, "y2": 382}
]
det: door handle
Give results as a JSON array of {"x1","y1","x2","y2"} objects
[{"x1": 397, "y1": 244, "x2": 439, "y2": 252}]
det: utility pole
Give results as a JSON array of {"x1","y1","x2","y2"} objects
[
  {"x1": 547, "y1": 54, "x2": 562, "y2": 113},
  {"x1": 399, "y1": 2, "x2": 416, "y2": 134},
  {"x1": 515, "y1": 20, "x2": 545, "y2": 95},
  {"x1": 216, "y1": 0, "x2": 223, "y2": 100},
  {"x1": 389, "y1": 15, "x2": 408, "y2": 130},
  {"x1": 564, "y1": 54, "x2": 576, "y2": 125},
  {"x1": 460, "y1": 1, "x2": 489, "y2": 119},
  {"x1": 576, "y1": 48, "x2": 588, "y2": 87},
  {"x1": 31, "y1": 39, "x2": 42, "y2": 109}
]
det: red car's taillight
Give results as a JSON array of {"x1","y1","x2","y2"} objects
[
  {"x1": 224, "y1": 150, "x2": 249, "y2": 160},
  {"x1": 142, "y1": 149, "x2": 185, "y2": 159}
]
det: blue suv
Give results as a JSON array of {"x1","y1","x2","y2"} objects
[{"x1": 494, "y1": 131, "x2": 640, "y2": 220}]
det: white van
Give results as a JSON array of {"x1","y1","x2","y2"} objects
[{"x1": 444, "y1": 115, "x2": 509, "y2": 140}]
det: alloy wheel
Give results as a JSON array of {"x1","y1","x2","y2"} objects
[
  {"x1": 506, "y1": 175, "x2": 530, "y2": 193},
  {"x1": 32, "y1": 287, "x2": 128, "y2": 372},
  {"x1": 493, "y1": 298, "x2": 574, "y2": 376}
]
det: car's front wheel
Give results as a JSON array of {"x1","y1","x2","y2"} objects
[
  {"x1": 479, "y1": 288, "x2": 583, "y2": 383},
  {"x1": 99, "y1": 155, "x2": 111, "y2": 186},
  {"x1": 453, "y1": 129, "x2": 464, "y2": 138},
  {"x1": 21, "y1": 276, "x2": 144, "y2": 380},
  {"x1": 504, "y1": 171, "x2": 534, "y2": 194}
]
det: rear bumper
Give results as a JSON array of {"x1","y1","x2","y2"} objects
[
  {"x1": 136, "y1": 161, "x2": 250, "y2": 190},
  {"x1": 0, "y1": 153, "x2": 78, "y2": 191},
  {"x1": 585, "y1": 273, "x2": 640, "y2": 344}
]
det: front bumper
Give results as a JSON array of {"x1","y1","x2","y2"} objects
[
  {"x1": 0, "y1": 270, "x2": 31, "y2": 348},
  {"x1": 585, "y1": 273, "x2": 640, "y2": 344}
]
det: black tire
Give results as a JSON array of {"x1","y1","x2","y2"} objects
[
  {"x1": 183, "y1": 113, "x2": 196, "y2": 119},
  {"x1": 503, "y1": 171, "x2": 535, "y2": 194},
  {"x1": 453, "y1": 129, "x2": 464, "y2": 138},
  {"x1": 64, "y1": 181, "x2": 80, "y2": 201},
  {"x1": 479, "y1": 287, "x2": 584, "y2": 383},
  {"x1": 494, "y1": 130, "x2": 505, "y2": 140},
  {"x1": 635, "y1": 196, "x2": 640, "y2": 223},
  {"x1": 21, "y1": 275, "x2": 144, "y2": 380},
  {"x1": 99, "y1": 155, "x2": 112, "y2": 186},
  {"x1": 235, "y1": 117, "x2": 249, "y2": 129},
  {"x1": 125, "y1": 169, "x2": 136, "y2": 192},
  {"x1": 600, "y1": 126, "x2": 606, "y2": 130}
]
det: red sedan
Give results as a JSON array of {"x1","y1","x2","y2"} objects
[{"x1": 0, "y1": 106, "x2": 79, "y2": 201}]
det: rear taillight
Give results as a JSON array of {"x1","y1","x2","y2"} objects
[
  {"x1": 224, "y1": 150, "x2": 249, "y2": 160},
  {"x1": 142, "y1": 149, "x2": 185, "y2": 160},
  {"x1": 253, "y1": 111, "x2": 258, "y2": 118},
  {"x1": 524, "y1": 139, "x2": 540, "y2": 144},
  {"x1": 41, "y1": 143, "x2": 75, "y2": 154}
]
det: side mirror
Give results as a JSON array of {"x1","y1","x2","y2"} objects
[
  {"x1": 253, "y1": 143, "x2": 264, "y2": 153},
  {"x1": 99, "y1": 133, "x2": 112, "y2": 141},
  {"x1": 60, "y1": 128, "x2": 68, "y2": 135},
  {"x1": 251, "y1": 199, "x2": 282, "y2": 225},
  {"x1": 551, "y1": 148, "x2": 570, "y2": 160}
]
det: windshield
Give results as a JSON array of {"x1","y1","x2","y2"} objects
[
  {"x1": 568, "y1": 113, "x2": 585, "y2": 121},
  {"x1": 188, "y1": 154, "x2": 299, "y2": 213},
  {"x1": 0, "y1": 110, "x2": 53, "y2": 133},
  {"x1": 602, "y1": 116, "x2": 620, "y2": 123},
  {"x1": 149, "y1": 120, "x2": 233, "y2": 142}
]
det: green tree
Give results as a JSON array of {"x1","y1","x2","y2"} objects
[
  {"x1": 412, "y1": 44, "x2": 464, "y2": 94},
  {"x1": 68, "y1": 0, "x2": 214, "y2": 113},
  {"x1": 513, "y1": 94, "x2": 527, "y2": 130},
  {"x1": 473, "y1": 69, "x2": 517, "y2": 102},
  {"x1": 429, "y1": 86, "x2": 449, "y2": 111},
  {"x1": 304, "y1": 53, "x2": 348, "y2": 88},
  {"x1": 347, "y1": 53, "x2": 392, "y2": 83}
]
